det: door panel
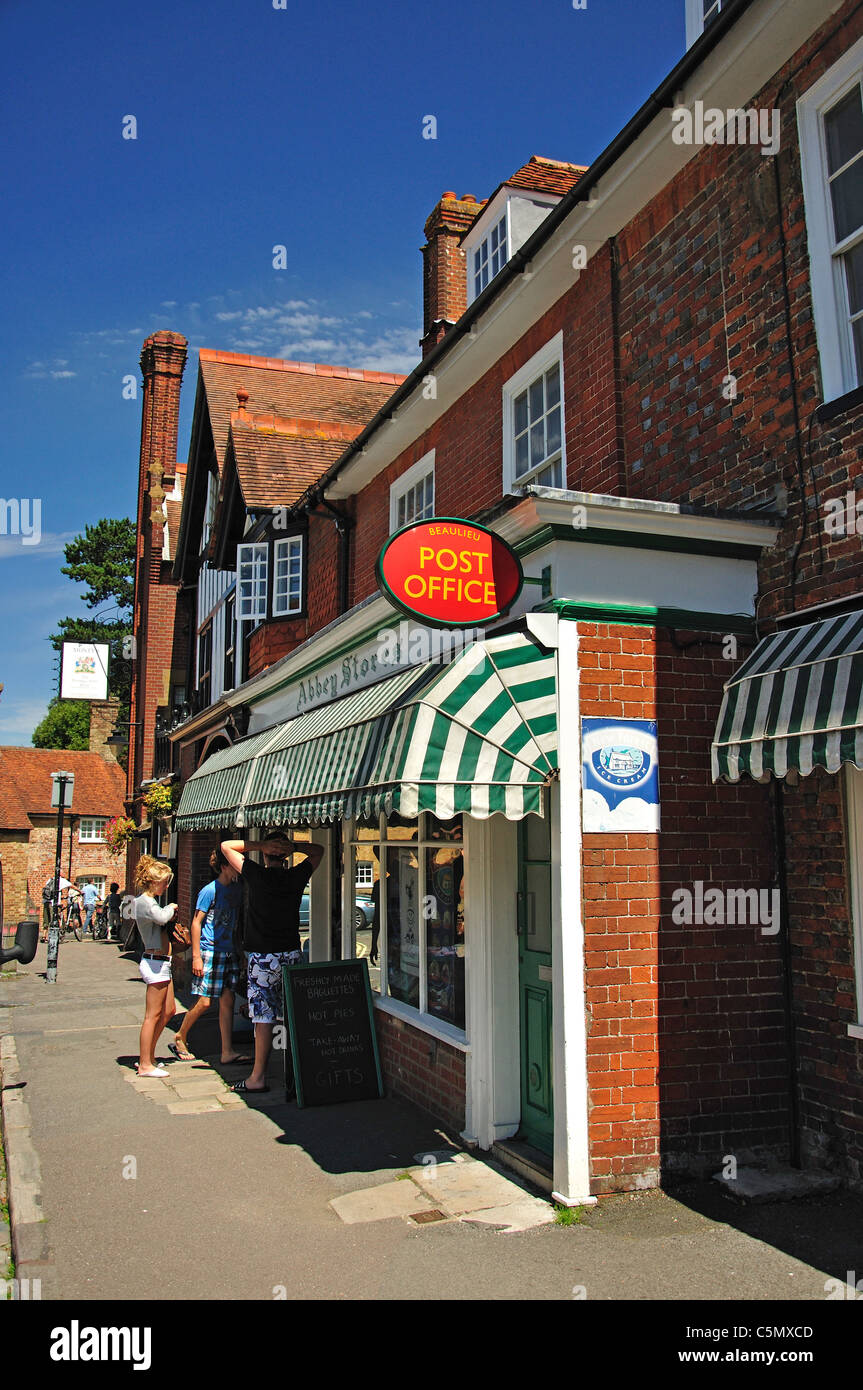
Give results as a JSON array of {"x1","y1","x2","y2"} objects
[{"x1": 518, "y1": 806, "x2": 554, "y2": 1155}]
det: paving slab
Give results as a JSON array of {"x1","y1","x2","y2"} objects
[
  {"x1": 167, "y1": 1099, "x2": 226, "y2": 1116},
  {"x1": 330, "y1": 1181, "x2": 436, "y2": 1224},
  {"x1": 172, "y1": 1080, "x2": 229, "y2": 1099},
  {"x1": 713, "y1": 1165, "x2": 843, "y2": 1203},
  {"x1": 459, "y1": 1197, "x2": 557, "y2": 1233},
  {"x1": 409, "y1": 1158, "x2": 534, "y2": 1214}
]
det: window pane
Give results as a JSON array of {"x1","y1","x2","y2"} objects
[
  {"x1": 825, "y1": 87, "x2": 863, "y2": 176},
  {"x1": 853, "y1": 316, "x2": 863, "y2": 386},
  {"x1": 514, "y1": 390, "x2": 528, "y2": 434},
  {"x1": 515, "y1": 432, "x2": 529, "y2": 476},
  {"x1": 386, "y1": 846, "x2": 420, "y2": 1009},
  {"x1": 845, "y1": 241, "x2": 863, "y2": 314},
  {"x1": 528, "y1": 378, "x2": 544, "y2": 421},
  {"x1": 830, "y1": 162, "x2": 863, "y2": 242},
  {"x1": 357, "y1": 846, "x2": 380, "y2": 993},
  {"x1": 427, "y1": 813, "x2": 463, "y2": 842},
  {"x1": 425, "y1": 845, "x2": 465, "y2": 1027},
  {"x1": 385, "y1": 813, "x2": 418, "y2": 841},
  {"x1": 545, "y1": 363, "x2": 561, "y2": 407},
  {"x1": 546, "y1": 405, "x2": 561, "y2": 455},
  {"x1": 530, "y1": 421, "x2": 545, "y2": 465}
]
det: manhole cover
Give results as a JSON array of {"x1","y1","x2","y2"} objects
[{"x1": 410, "y1": 1209, "x2": 447, "y2": 1224}]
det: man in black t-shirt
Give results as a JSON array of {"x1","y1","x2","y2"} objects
[{"x1": 221, "y1": 832, "x2": 324, "y2": 1093}]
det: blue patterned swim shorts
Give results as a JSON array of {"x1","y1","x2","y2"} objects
[{"x1": 246, "y1": 951, "x2": 302, "y2": 1023}]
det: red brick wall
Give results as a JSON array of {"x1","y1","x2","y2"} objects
[
  {"x1": 579, "y1": 623, "x2": 786, "y2": 1191},
  {"x1": 374, "y1": 1010, "x2": 466, "y2": 1134},
  {"x1": 782, "y1": 770, "x2": 863, "y2": 1185}
]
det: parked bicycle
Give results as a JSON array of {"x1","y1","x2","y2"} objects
[
  {"x1": 91, "y1": 904, "x2": 109, "y2": 940},
  {"x1": 65, "y1": 897, "x2": 84, "y2": 941}
]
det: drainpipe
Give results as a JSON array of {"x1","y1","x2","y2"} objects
[{"x1": 772, "y1": 778, "x2": 801, "y2": 1167}]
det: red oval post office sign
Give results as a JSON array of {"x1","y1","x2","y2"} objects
[{"x1": 376, "y1": 518, "x2": 524, "y2": 628}]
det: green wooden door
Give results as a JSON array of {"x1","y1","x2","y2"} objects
[{"x1": 517, "y1": 808, "x2": 554, "y2": 1155}]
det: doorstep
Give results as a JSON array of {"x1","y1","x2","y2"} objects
[{"x1": 492, "y1": 1138, "x2": 554, "y2": 1195}]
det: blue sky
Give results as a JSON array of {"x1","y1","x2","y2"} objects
[{"x1": 0, "y1": 0, "x2": 685, "y2": 744}]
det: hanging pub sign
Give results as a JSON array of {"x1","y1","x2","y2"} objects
[{"x1": 376, "y1": 518, "x2": 523, "y2": 628}]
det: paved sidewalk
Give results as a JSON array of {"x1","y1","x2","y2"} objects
[{"x1": 2, "y1": 939, "x2": 862, "y2": 1301}]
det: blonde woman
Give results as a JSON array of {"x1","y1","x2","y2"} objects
[{"x1": 133, "y1": 855, "x2": 179, "y2": 1078}]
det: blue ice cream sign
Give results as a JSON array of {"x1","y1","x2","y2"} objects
[{"x1": 582, "y1": 718, "x2": 660, "y2": 832}]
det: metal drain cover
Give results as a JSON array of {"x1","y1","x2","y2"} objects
[{"x1": 410, "y1": 1209, "x2": 447, "y2": 1223}]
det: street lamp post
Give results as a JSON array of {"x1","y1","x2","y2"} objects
[{"x1": 46, "y1": 772, "x2": 74, "y2": 983}]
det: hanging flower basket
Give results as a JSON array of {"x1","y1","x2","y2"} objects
[
  {"x1": 105, "y1": 816, "x2": 137, "y2": 858},
  {"x1": 142, "y1": 782, "x2": 179, "y2": 821}
]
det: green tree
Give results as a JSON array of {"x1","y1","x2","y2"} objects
[{"x1": 31, "y1": 699, "x2": 90, "y2": 751}]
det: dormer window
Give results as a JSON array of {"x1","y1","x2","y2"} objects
[
  {"x1": 464, "y1": 189, "x2": 559, "y2": 307},
  {"x1": 473, "y1": 214, "x2": 508, "y2": 298},
  {"x1": 685, "y1": 0, "x2": 724, "y2": 47}
]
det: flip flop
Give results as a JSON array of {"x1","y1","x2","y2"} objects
[
  {"x1": 221, "y1": 1054, "x2": 253, "y2": 1065},
  {"x1": 168, "y1": 1043, "x2": 195, "y2": 1061},
  {"x1": 230, "y1": 1080, "x2": 270, "y2": 1093}
]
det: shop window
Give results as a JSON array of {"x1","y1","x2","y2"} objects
[
  {"x1": 799, "y1": 37, "x2": 863, "y2": 403},
  {"x1": 79, "y1": 817, "x2": 107, "y2": 843},
  {"x1": 502, "y1": 333, "x2": 565, "y2": 491},
  {"x1": 390, "y1": 452, "x2": 435, "y2": 533},
  {"x1": 349, "y1": 813, "x2": 465, "y2": 1031}
]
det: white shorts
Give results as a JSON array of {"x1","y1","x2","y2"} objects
[{"x1": 139, "y1": 956, "x2": 173, "y2": 986}]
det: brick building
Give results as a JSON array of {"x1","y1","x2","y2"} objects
[
  {"x1": 0, "y1": 716, "x2": 126, "y2": 935},
  {"x1": 145, "y1": 0, "x2": 863, "y2": 1197}
]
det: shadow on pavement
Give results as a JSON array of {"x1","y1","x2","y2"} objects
[{"x1": 663, "y1": 1178, "x2": 863, "y2": 1286}]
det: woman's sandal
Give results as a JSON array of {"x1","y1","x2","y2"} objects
[
  {"x1": 168, "y1": 1043, "x2": 195, "y2": 1061},
  {"x1": 230, "y1": 1079, "x2": 270, "y2": 1093}
]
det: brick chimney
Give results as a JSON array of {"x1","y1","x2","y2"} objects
[
  {"x1": 420, "y1": 193, "x2": 485, "y2": 357},
  {"x1": 129, "y1": 330, "x2": 188, "y2": 830},
  {"x1": 89, "y1": 698, "x2": 121, "y2": 762}
]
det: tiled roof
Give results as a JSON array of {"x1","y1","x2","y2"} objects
[
  {"x1": 227, "y1": 418, "x2": 349, "y2": 509},
  {"x1": 506, "y1": 155, "x2": 587, "y2": 197},
  {"x1": 0, "y1": 748, "x2": 127, "y2": 822},
  {"x1": 198, "y1": 351, "x2": 406, "y2": 465},
  {"x1": 0, "y1": 771, "x2": 31, "y2": 830}
]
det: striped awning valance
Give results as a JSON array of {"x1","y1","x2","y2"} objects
[
  {"x1": 175, "y1": 629, "x2": 558, "y2": 829},
  {"x1": 711, "y1": 609, "x2": 863, "y2": 783}
]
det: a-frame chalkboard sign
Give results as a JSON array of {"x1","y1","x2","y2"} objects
[{"x1": 281, "y1": 958, "x2": 385, "y2": 1107}]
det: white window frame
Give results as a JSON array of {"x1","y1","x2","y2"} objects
[
  {"x1": 389, "y1": 451, "x2": 435, "y2": 533},
  {"x1": 502, "y1": 331, "x2": 565, "y2": 493},
  {"x1": 78, "y1": 817, "x2": 107, "y2": 843},
  {"x1": 236, "y1": 542, "x2": 268, "y2": 623},
  {"x1": 685, "y1": 0, "x2": 723, "y2": 48},
  {"x1": 798, "y1": 36, "x2": 863, "y2": 404},
  {"x1": 355, "y1": 860, "x2": 374, "y2": 888},
  {"x1": 843, "y1": 765, "x2": 863, "y2": 1033},
  {"x1": 272, "y1": 536, "x2": 304, "y2": 617}
]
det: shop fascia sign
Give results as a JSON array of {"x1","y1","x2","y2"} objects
[{"x1": 376, "y1": 518, "x2": 523, "y2": 628}]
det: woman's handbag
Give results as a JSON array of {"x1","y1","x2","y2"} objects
[{"x1": 168, "y1": 920, "x2": 191, "y2": 954}]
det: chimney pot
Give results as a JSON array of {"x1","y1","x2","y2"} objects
[
  {"x1": 237, "y1": 389, "x2": 250, "y2": 412},
  {"x1": 461, "y1": 194, "x2": 476, "y2": 202},
  {"x1": 442, "y1": 191, "x2": 456, "y2": 201}
]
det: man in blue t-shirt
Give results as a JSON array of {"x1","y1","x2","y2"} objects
[
  {"x1": 81, "y1": 881, "x2": 99, "y2": 936},
  {"x1": 170, "y1": 850, "x2": 250, "y2": 1065}
]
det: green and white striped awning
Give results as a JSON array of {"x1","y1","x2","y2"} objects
[
  {"x1": 175, "y1": 629, "x2": 558, "y2": 829},
  {"x1": 711, "y1": 610, "x2": 863, "y2": 782}
]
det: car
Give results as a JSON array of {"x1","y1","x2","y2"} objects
[{"x1": 298, "y1": 890, "x2": 374, "y2": 933}]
